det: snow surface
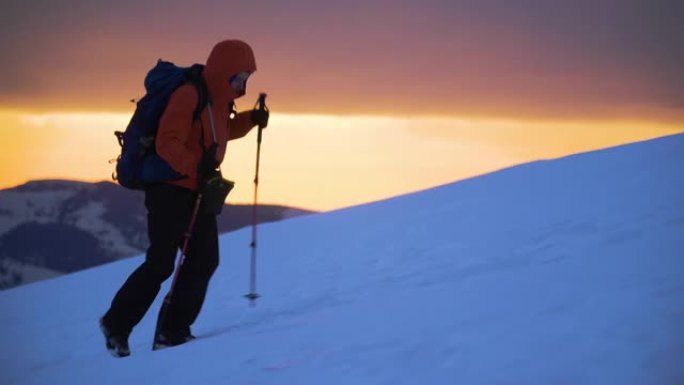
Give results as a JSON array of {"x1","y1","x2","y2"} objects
[{"x1": 1, "y1": 134, "x2": 683, "y2": 385}]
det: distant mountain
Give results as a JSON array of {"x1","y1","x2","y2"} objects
[{"x1": 0, "y1": 180, "x2": 314, "y2": 289}]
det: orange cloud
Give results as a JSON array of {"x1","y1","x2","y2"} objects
[{"x1": 2, "y1": 110, "x2": 681, "y2": 211}]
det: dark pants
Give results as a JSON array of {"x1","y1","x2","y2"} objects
[{"x1": 103, "y1": 183, "x2": 219, "y2": 336}]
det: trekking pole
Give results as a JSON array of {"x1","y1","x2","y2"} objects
[
  {"x1": 246, "y1": 93, "x2": 268, "y2": 306},
  {"x1": 153, "y1": 192, "x2": 203, "y2": 349}
]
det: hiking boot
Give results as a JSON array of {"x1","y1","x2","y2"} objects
[
  {"x1": 153, "y1": 329, "x2": 196, "y2": 350},
  {"x1": 99, "y1": 317, "x2": 130, "y2": 358}
]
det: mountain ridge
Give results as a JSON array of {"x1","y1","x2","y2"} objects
[{"x1": 0, "y1": 180, "x2": 314, "y2": 289}]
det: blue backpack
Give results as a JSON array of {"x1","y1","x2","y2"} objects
[{"x1": 113, "y1": 60, "x2": 209, "y2": 190}]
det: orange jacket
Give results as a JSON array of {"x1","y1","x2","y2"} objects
[{"x1": 155, "y1": 40, "x2": 258, "y2": 191}]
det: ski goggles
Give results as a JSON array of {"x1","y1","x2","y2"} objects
[{"x1": 229, "y1": 71, "x2": 251, "y2": 93}]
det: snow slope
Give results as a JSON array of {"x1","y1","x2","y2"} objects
[{"x1": 1, "y1": 134, "x2": 683, "y2": 385}]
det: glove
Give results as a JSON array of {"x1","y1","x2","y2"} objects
[
  {"x1": 250, "y1": 108, "x2": 269, "y2": 128},
  {"x1": 197, "y1": 144, "x2": 219, "y2": 179}
]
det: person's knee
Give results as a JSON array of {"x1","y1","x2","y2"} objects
[
  {"x1": 142, "y1": 257, "x2": 176, "y2": 281},
  {"x1": 192, "y1": 251, "x2": 219, "y2": 279}
]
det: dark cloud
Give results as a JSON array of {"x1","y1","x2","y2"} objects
[{"x1": 0, "y1": 0, "x2": 682, "y2": 121}]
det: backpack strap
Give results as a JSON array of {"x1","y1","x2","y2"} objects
[
  {"x1": 198, "y1": 102, "x2": 220, "y2": 173},
  {"x1": 206, "y1": 103, "x2": 218, "y2": 144},
  {"x1": 186, "y1": 64, "x2": 209, "y2": 122}
]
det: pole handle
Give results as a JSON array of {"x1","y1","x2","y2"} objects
[{"x1": 255, "y1": 93, "x2": 268, "y2": 142}]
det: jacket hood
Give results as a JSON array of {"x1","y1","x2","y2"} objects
[{"x1": 203, "y1": 40, "x2": 257, "y2": 103}]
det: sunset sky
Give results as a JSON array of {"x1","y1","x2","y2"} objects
[{"x1": 1, "y1": 0, "x2": 682, "y2": 211}]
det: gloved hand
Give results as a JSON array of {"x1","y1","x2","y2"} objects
[
  {"x1": 197, "y1": 144, "x2": 219, "y2": 179},
  {"x1": 250, "y1": 108, "x2": 269, "y2": 128}
]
